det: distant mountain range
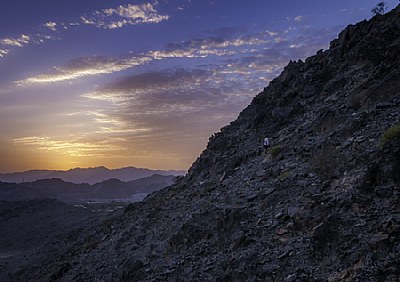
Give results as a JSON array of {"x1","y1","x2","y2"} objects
[
  {"x1": 0, "y1": 174, "x2": 177, "y2": 202},
  {"x1": 0, "y1": 166, "x2": 185, "y2": 184}
]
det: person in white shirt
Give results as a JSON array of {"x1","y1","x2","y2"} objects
[{"x1": 263, "y1": 137, "x2": 270, "y2": 150}]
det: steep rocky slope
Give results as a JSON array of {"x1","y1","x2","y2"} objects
[{"x1": 8, "y1": 6, "x2": 400, "y2": 282}]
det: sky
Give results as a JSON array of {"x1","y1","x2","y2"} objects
[{"x1": 0, "y1": 0, "x2": 398, "y2": 172}]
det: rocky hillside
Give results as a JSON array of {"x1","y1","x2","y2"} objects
[{"x1": 6, "y1": 6, "x2": 400, "y2": 282}]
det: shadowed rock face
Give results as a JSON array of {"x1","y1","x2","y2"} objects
[{"x1": 4, "y1": 5, "x2": 400, "y2": 282}]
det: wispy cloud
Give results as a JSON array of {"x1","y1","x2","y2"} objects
[
  {"x1": 294, "y1": 15, "x2": 304, "y2": 22},
  {"x1": 15, "y1": 23, "x2": 336, "y2": 87},
  {"x1": 81, "y1": 2, "x2": 169, "y2": 29},
  {"x1": 16, "y1": 29, "x2": 273, "y2": 84},
  {"x1": 148, "y1": 31, "x2": 276, "y2": 59},
  {"x1": 13, "y1": 136, "x2": 123, "y2": 157},
  {"x1": 165, "y1": 29, "x2": 276, "y2": 50},
  {"x1": 17, "y1": 55, "x2": 151, "y2": 84},
  {"x1": 148, "y1": 48, "x2": 236, "y2": 59},
  {"x1": 43, "y1": 22, "x2": 57, "y2": 31},
  {"x1": 185, "y1": 35, "x2": 269, "y2": 49},
  {"x1": 86, "y1": 111, "x2": 152, "y2": 135},
  {"x1": 0, "y1": 3, "x2": 167, "y2": 59},
  {"x1": 0, "y1": 49, "x2": 9, "y2": 58},
  {"x1": 0, "y1": 34, "x2": 32, "y2": 58},
  {"x1": 0, "y1": 34, "x2": 31, "y2": 47},
  {"x1": 0, "y1": 32, "x2": 56, "y2": 58}
]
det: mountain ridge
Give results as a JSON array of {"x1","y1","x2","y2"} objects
[{"x1": 0, "y1": 166, "x2": 185, "y2": 184}]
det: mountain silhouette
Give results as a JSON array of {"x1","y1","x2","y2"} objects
[{"x1": 0, "y1": 166, "x2": 185, "y2": 184}]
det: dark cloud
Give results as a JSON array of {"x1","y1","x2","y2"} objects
[
  {"x1": 101, "y1": 68, "x2": 209, "y2": 93},
  {"x1": 206, "y1": 26, "x2": 245, "y2": 37},
  {"x1": 63, "y1": 56, "x2": 124, "y2": 71},
  {"x1": 83, "y1": 66, "x2": 254, "y2": 158}
]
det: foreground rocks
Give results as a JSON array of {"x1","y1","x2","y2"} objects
[{"x1": 4, "y1": 5, "x2": 400, "y2": 282}]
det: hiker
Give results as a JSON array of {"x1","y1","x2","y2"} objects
[{"x1": 263, "y1": 137, "x2": 270, "y2": 150}]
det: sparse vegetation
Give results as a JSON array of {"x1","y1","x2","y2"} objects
[
  {"x1": 270, "y1": 145, "x2": 282, "y2": 159},
  {"x1": 380, "y1": 124, "x2": 400, "y2": 148},
  {"x1": 279, "y1": 170, "x2": 289, "y2": 181},
  {"x1": 348, "y1": 92, "x2": 363, "y2": 110},
  {"x1": 311, "y1": 145, "x2": 340, "y2": 180},
  {"x1": 371, "y1": 2, "x2": 386, "y2": 16}
]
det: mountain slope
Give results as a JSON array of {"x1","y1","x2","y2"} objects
[{"x1": 7, "y1": 6, "x2": 400, "y2": 282}]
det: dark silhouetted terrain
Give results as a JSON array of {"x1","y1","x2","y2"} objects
[
  {"x1": 0, "y1": 174, "x2": 177, "y2": 202},
  {"x1": 0, "y1": 199, "x2": 99, "y2": 281}
]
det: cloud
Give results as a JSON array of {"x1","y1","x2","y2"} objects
[
  {"x1": 3, "y1": 3, "x2": 168, "y2": 60},
  {"x1": 0, "y1": 49, "x2": 9, "y2": 58},
  {"x1": 15, "y1": 23, "x2": 334, "y2": 87},
  {"x1": 211, "y1": 25, "x2": 344, "y2": 89},
  {"x1": 83, "y1": 67, "x2": 253, "y2": 130},
  {"x1": 81, "y1": 67, "x2": 251, "y2": 161},
  {"x1": 13, "y1": 136, "x2": 123, "y2": 157},
  {"x1": 44, "y1": 22, "x2": 57, "y2": 31},
  {"x1": 80, "y1": 16, "x2": 96, "y2": 25},
  {"x1": 16, "y1": 28, "x2": 274, "y2": 83},
  {"x1": 294, "y1": 15, "x2": 304, "y2": 22},
  {"x1": 165, "y1": 31, "x2": 274, "y2": 50},
  {"x1": 148, "y1": 31, "x2": 276, "y2": 60},
  {"x1": 83, "y1": 69, "x2": 216, "y2": 105},
  {"x1": 191, "y1": 36, "x2": 269, "y2": 50},
  {"x1": 0, "y1": 34, "x2": 31, "y2": 47},
  {"x1": 87, "y1": 111, "x2": 152, "y2": 135},
  {"x1": 148, "y1": 48, "x2": 237, "y2": 59},
  {"x1": 82, "y1": 2, "x2": 169, "y2": 29},
  {"x1": 0, "y1": 32, "x2": 56, "y2": 58},
  {"x1": 0, "y1": 34, "x2": 32, "y2": 58},
  {"x1": 17, "y1": 55, "x2": 151, "y2": 84}
]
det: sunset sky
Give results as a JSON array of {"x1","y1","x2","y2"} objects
[{"x1": 1, "y1": 0, "x2": 398, "y2": 172}]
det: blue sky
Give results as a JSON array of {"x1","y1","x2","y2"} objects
[{"x1": 0, "y1": 0, "x2": 398, "y2": 172}]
